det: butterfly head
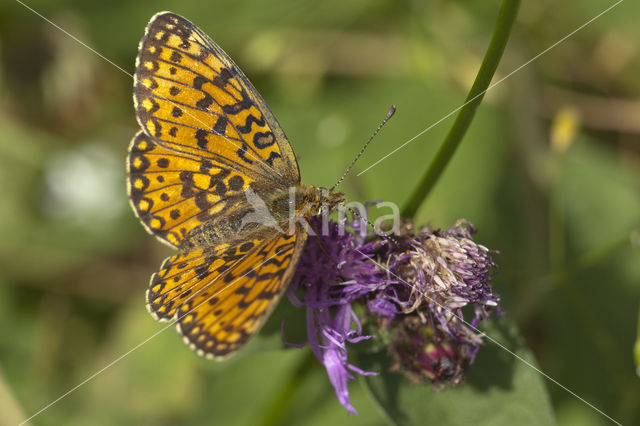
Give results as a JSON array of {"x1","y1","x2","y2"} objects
[{"x1": 303, "y1": 185, "x2": 345, "y2": 216}]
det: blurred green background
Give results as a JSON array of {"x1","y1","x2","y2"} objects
[{"x1": 1, "y1": 0, "x2": 639, "y2": 425}]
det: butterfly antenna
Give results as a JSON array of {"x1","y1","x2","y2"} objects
[
  {"x1": 330, "y1": 105, "x2": 396, "y2": 192},
  {"x1": 346, "y1": 206, "x2": 401, "y2": 247}
]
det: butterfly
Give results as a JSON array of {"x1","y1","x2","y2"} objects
[{"x1": 128, "y1": 12, "x2": 345, "y2": 358}]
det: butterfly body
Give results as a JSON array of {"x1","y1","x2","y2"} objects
[
  {"x1": 178, "y1": 184, "x2": 344, "y2": 253},
  {"x1": 128, "y1": 12, "x2": 344, "y2": 358}
]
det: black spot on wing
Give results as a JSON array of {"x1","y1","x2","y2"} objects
[
  {"x1": 195, "y1": 129, "x2": 208, "y2": 149},
  {"x1": 221, "y1": 95, "x2": 252, "y2": 114},
  {"x1": 212, "y1": 67, "x2": 234, "y2": 88},
  {"x1": 228, "y1": 175, "x2": 244, "y2": 191},
  {"x1": 213, "y1": 116, "x2": 227, "y2": 136},
  {"x1": 237, "y1": 114, "x2": 266, "y2": 134},
  {"x1": 237, "y1": 142, "x2": 253, "y2": 164},
  {"x1": 196, "y1": 95, "x2": 214, "y2": 110},
  {"x1": 265, "y1": 151, "x2": 282, "y2": 166},
  {"x1": 170, "y1": 51, "x2": 182, "y2": 62},
  {"x1": 253, "y1": 132, "x2": 275, "y2": 149}
]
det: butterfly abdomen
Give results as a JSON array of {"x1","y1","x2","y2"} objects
[
  {"x1": 180, "y1": 184, "x2": 344, "y2": 252},
  {"x1": 179, "y1": 202, "x2": 272, "y2": 251}
]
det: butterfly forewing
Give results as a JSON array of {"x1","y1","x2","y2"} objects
[{"x1": 134, "y1": 12, "x2": 300, "y2": 187}]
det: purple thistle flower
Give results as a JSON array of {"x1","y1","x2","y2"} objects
[
  {"x1": 288, "y1": 211, "x2": 500, "y2": 413},
  {"x1": 288, "y1": 214, "x2": 386, "y2": 414}
]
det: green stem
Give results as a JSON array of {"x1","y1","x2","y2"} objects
[
  {"x1": 402, "y1": 0, "x2": 521, "y2": 219},
  {"x1": 635, "y1": 304, "x2": 640, "y2": 376}
]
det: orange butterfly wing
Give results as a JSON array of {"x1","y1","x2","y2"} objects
[
  {"x1": 147, "y1": 232, "x2": 305, "y2": 358},
  {"x1": 127, "y1": 131, "x2": 254, "y2": 247},
  {"x1": 133, "y1": 11, "x2": 299, "y2": 185}
]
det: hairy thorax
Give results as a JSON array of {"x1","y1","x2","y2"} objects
[{"x1": 179, "y1": 184, "x2": 345, "y2": 252}]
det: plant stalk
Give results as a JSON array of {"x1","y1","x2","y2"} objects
[{"x1": 402, "y1": 0, "x2": 521, "y2": 219}]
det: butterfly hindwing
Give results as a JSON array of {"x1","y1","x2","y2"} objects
[
  {"x1": 134, "y1": 11, "x2": 300, "y2": 187},
  {"x1": 147, "y1": 230, "x2": 306, "y2": 358},
  {"x1": 127, "y1": 131, "x2": 253, "y2": 247}
]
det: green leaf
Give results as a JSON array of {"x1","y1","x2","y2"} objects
[{"x1": 357, "y1": 316, "x2": 554, "y2": 426}]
